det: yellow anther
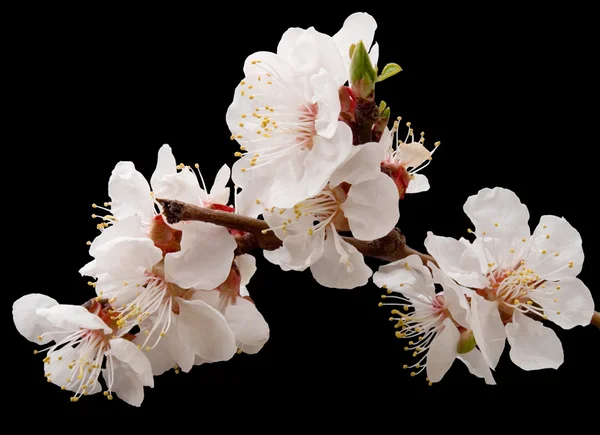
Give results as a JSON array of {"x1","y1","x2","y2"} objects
[
  {"x1": 568, "y1": 262, "x2": 574, "y2": 268},
  {"x1": 249, "y1": 95, "x2": 255, "y2": 100},
  {"x1": 546, "y1": 234, "x2": 551, "y2": 239},
  {"x1": 510, "y1": 249, "x2": 515, "y2": 253},
  {"x1": 556, "y1": 286, "x2": 561, "y2": 290},
  {"x1": 403, "y1": 364, "x2": 408, "y2": 369},
  {"x1": 527, "y1": 301, "x2": 533, "y2": 305},
  {"x1": 467, "y1": 228, "x2": 473, "y2": 233},
  {"x1": 86, "y1": 241, "x2": 91, "y2": 246},
  {"x1": 494, "y1": 223, "x2": 499, "y2": 227},
  {"x1": 107, "y1": 395, "x2": 113, "y2": 400},
  {"x1": 556, "y1": 311, "x2": 561, "y2": 315},
  {"x1": 410, "y1": 372, "x2": 416, "y2": 377},
  {"x1": 381, "y1": 295, "x2": 387, "y2": 299},
  {"x1": 541, "y1": 250, "x2": 547, "y2": 255},
  {"x1": 513, "y1": 299, "x2": 520, "y2": 305},
  {"x1": 434, "y1": 141, "x2": 441, "y2": 146}
]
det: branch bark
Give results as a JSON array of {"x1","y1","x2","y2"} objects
[
  {"x1": 158, "y1": 198, "x2": 600, "y2": 329},
  {"x1": 157, "y1": 198, "x2": 435, "y2": 265}
]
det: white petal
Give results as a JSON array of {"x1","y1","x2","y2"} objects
[
  {"x1": 150, "y1": 144, "x2": 177, "y2": 192},
  {"x1": 176, "y1": 298, "x2": 237, "y2": 362},
  {"x1": 153, "y1": 167, "x2": 206, "y2": 207},
  {"x1": 231, "y1": 160, "x2": 268, "y2": 218},
  {"x1": 13, "y1": 293, "x2": 58, "y2": 344},
  {"x1": 342, "y1": 172, "x2": 399, "y2": 241},
  {"x1": 208, "y1": 164, "x2": 231, "y2": 206},
  {"x1": 373, "y1": 254, "x2": 435, "y2": 298},
  {"x1": 426, "y1": 318, "x2": 460, "y2": 383},
  {"x1": 405, "y1": 174, "x2": 430, "y2": 194},
  {"x1": 133, "y1": 324, "x2": 178, "y2": 376},
  {"x1": 36, "y1": 305, "x2": 112, "y2": 334},
  {"x1": 369, "y1": 42, "x2": 379, "y2": 67},
  {"x1": 333, "y1": 12, "x2": 377, "y2": 77},
  {"x1": 265, "y1": 231, "x2": 325, "y2": 272},
  {"x1": 429, "y1": 262, "x2": 471, "y2": 328},
  {"x1": 329, "y1": 141, "x2": 385, "y2": 188},
  {"x1": 526, "y1": 215, "x2": 584, "y2": 280},
  {"x1": 103, "y1": 361, "x2": 145, "y2": 407},
  {"x1": 399, "y1": 141, "x2": 431, "y2": 169},
  {"x1": 506, "y1": 310, "x2": 564, "y2": 370},
  {"x1": 165, "y1": 221, "x2": 236, "y2": 290},
  {"x1": 470, "y1": 294, "x2": 506, "y2": 369},
  {"x1": 457, "y1": 349, "x2": 496, "y2": 385},
  {"x1": 225, "y1": 298, "x2": 270, "y2": 354},
  {"x1": 108, "y1": 161, "x2": 154, "y2": 223},
  {"x1": 108, "y1": 338, "x2": 154, "y2": 387},
  {"x1": 424, "y1": 232, "x2": 487, "y2": 288},
  {"x1": 89, "y1": 215, "x2": 145, "y2": 257},
  {"x1": 463, "y1": 187, "x2": 530, "y2": 238},
  {"x1": 235, "y1": 254, "x2": 257, "y2": 286},
  {"x1": 529, "y1": 277, "x2": 593, "y2": 329},
  {"x1": 80, "y1": 237, "x2": 162, "y2": 280},
  {"x1": 309, "y1": 228, "x2": 372, "y2": 289},
  {"x1": 277, "y1": 27, "x2": 346, "y2": 86},
  {"x1": 311, "y1": 68, "x2": 342, "y2": 139}
]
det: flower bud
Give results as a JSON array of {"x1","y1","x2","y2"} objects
[
  {"x1": 350, "y1": 40, "x2": 377, "y2": 100},
  {"x1": 372, "y1": 103, "x2": 390, "y2": 143},
  {"x1": 457, "y1": 329, "x2": 477, "y2": 354}
]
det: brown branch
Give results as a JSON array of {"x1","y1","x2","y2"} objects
[
  {"x1": 591, "y1": 311, "x2": 600, "y2": 329},
  {"x1": 157, "y1": 198, "x2": 435, "y2": 264}
]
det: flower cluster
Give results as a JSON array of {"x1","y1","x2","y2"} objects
[
  {"x1": 13, "y1": 11, "x2": 595, "y2": 405},
  {"x1": 375, "y1": 187, "x2": 593, "y2": 384},
  {"x1": 14, "y1": 145, "x2": 269, "y2": 405}
]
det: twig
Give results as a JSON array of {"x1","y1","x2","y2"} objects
[{"x1": 157, "y1": 198, "x2": 435, "y2": 264}]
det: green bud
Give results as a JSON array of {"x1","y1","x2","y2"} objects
[
  {"x1": 350, "y1": 40, "x2": 377, "y2": 100},
  {"x1": 376, "y1": 63, "x2": 402, "y2": 83},
  {"x1": 378, "y1": 100, "x2": 387, "y2": 113},
  {"x1": 457, "y1": 329, "x2": 477, "y2": 354}
]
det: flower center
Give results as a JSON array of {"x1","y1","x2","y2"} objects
[
  {"x1": 231, "y1": 63, "x2": 321, "y2": 174},
  {"x1": 477, "y1": 260, "x2": 560, "y2": 324}
]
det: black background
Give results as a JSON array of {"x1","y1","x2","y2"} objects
[{"x1": 8, "y1": 3, "x2": 599, "y2": 418}]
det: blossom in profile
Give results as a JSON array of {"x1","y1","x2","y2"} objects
[{"x1": 374, "y1": 255, "x2": 496, "y2": 385}]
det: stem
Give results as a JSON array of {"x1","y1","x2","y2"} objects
[{"x1": 157, "y1": 198, "x2": 435, "y2": 265}]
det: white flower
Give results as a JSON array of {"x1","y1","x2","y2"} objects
[
  {"x1": 263, "y1": 141, "x2": 399, "y2": 289},
  {"x1": 226, "y1": 52, "x2": 353, "y2": 214},
  {"x1": 332, "y1": 12, "x2": 379, "y2": 80},
  {"x1": 424, "y1": 187, "x2": 593, "y2": 371},
  {"x1": 374, "y1": 255, "x2": 496, "y2": 385},
  {"x1": 380, "y1": 120, "x2": 441, "y2": 198},
  {"x1": 12, "y1": 294, "x2": 154, "y2": 406},
  {"x1": 138, "y1": 254, "x2": 269, "y2": 375}
]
